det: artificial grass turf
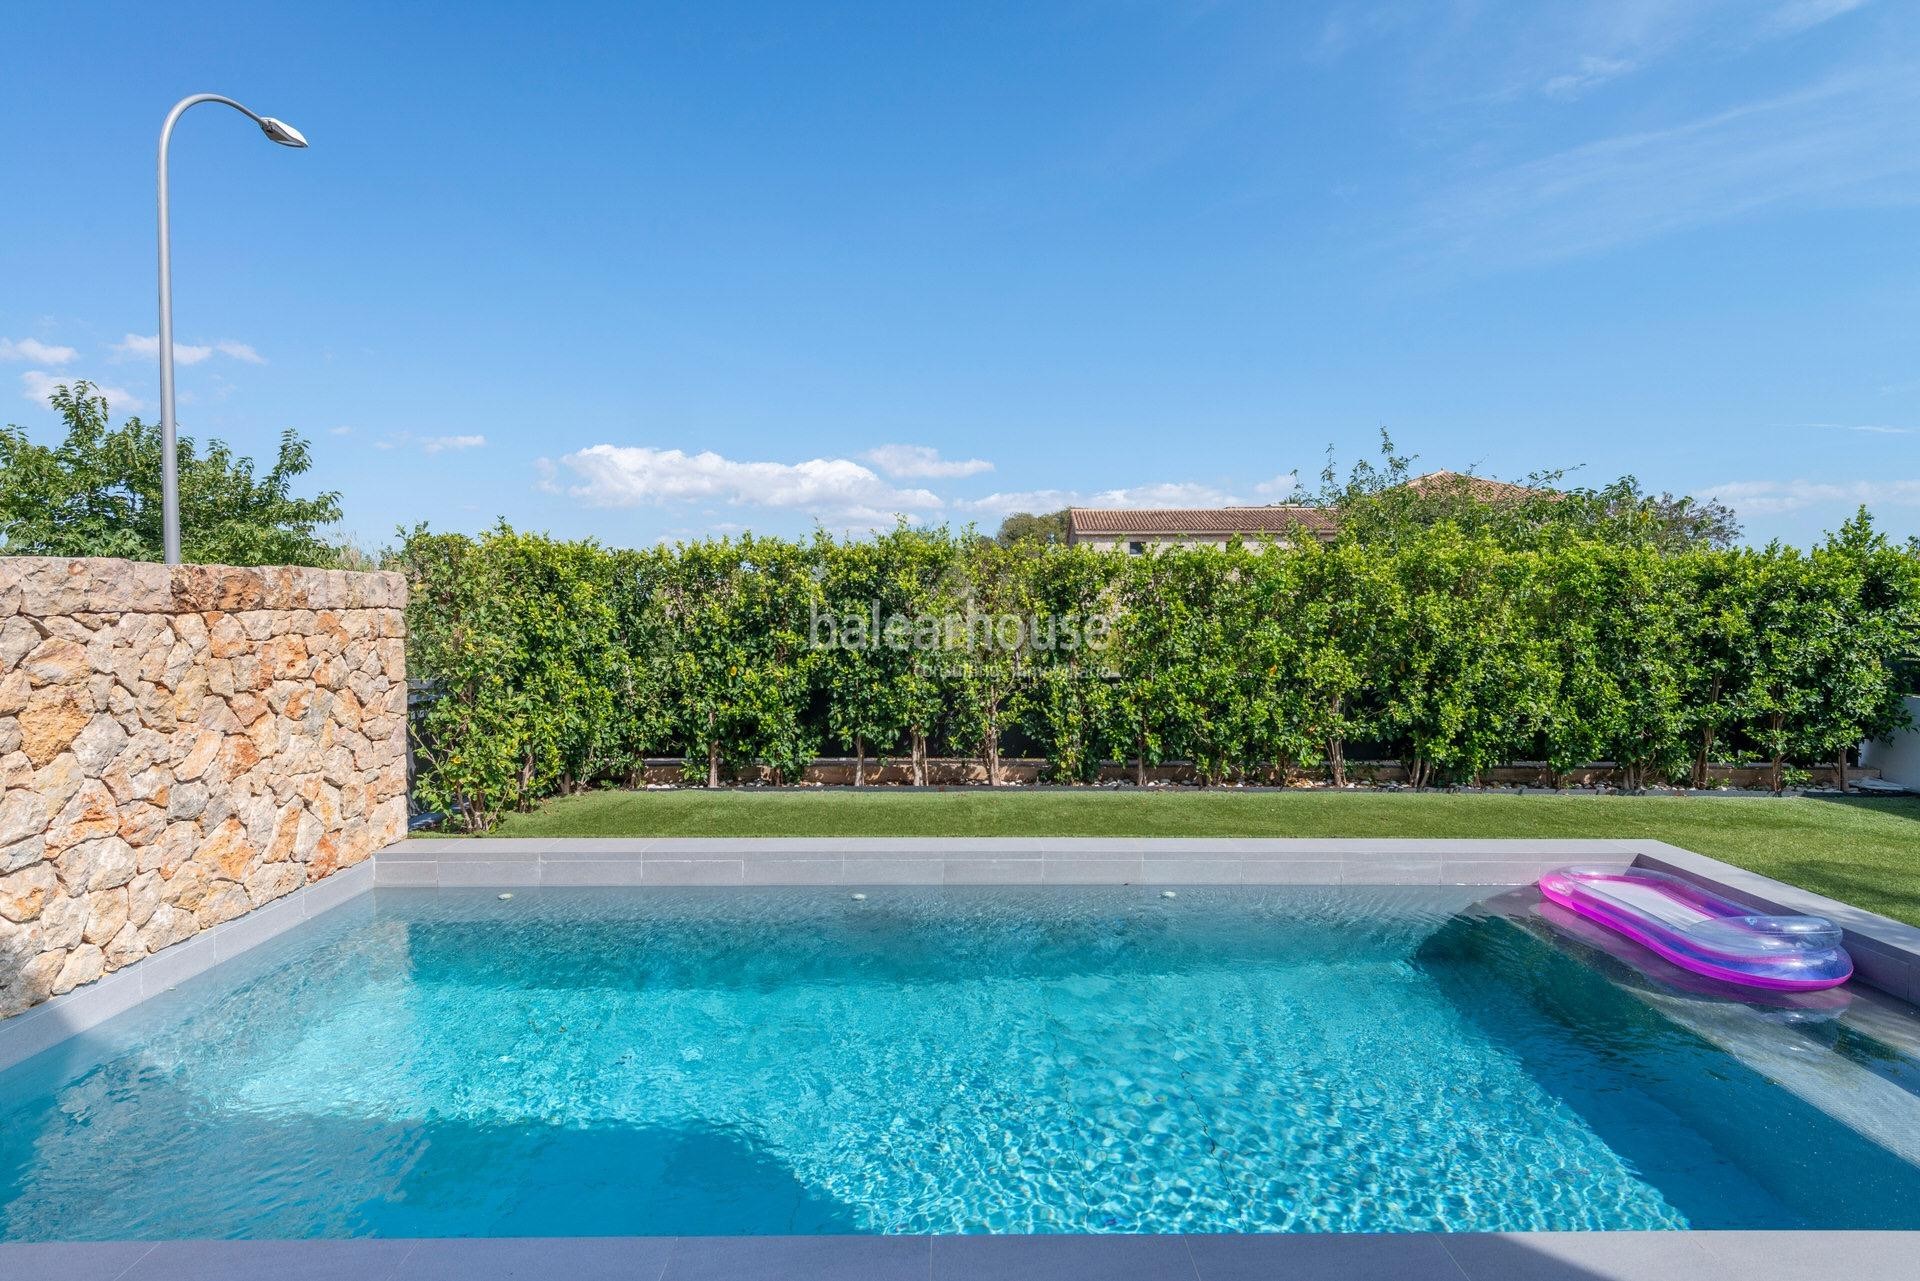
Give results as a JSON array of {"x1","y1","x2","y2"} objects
[{"x1": 466, "y1": 788, "x2": 1920, "y2": 926}]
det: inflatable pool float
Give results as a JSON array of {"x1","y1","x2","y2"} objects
[{"x1": 1537, "y1": 866, "x2": 1852, "y2": 991}]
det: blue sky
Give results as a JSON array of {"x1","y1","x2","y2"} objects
[{"x1": 3, "y1": 0, "x2": 1917, "y2": 549}]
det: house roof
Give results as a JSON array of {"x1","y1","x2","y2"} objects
[
  {"x1": 1064, "y1": 472, "x2": 1543, "y2": 540},
  {"x1": 1066, "y1": 506, "x2": 1339, "y2": 536},
  {"x1": 1400, "y1": 470, "x2": 1544, "y2": 502}
]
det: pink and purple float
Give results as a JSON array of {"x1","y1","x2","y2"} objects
[{"x1": 1537, "y1": 866, "x2": 1853, "y2": 992}]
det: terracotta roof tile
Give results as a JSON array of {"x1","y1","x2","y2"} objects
[{"x1": 1066, "y1": 506, "x2": 1338, "y2": 535}]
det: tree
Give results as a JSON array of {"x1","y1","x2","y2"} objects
[
  {"x1": 1794, "y1": 511, "x2": 1920, "y2": 791},
  {"x1": 397, "y1": 526, "x2": 535, "y2": 831},
  {"x1": 0, "y1": 381, "x2": 343, "y2": 565},
  {"x1": 1376, "y1": 529, "x2": 1540, "y2": 788},
  {"x1": 1025, "y1": 544, "x2": 1127, "y2": 783},
  {"x1": 1108, "y1": 546, "x2": 1212, "y2": 785},
  {"x1": 886, "y1": 528, "x2": 961, "y2": 786},
  {"x1": 1314, "y1": 431, "x2": 1741, "y2": 553},
  {"x1": 995, "y1": 510, "x2": 1068, "y2": 547},
  {"x1": 661, "y1": 535, "x2": 820, "y2": 786},
  {"x1": 948, "y1": 537, "x2": 1033, "y2": 786},
  {"x1": 1536, "y1": 543, "x2": 1691, "y2": 790},
  {"x1": 1288, "y1": 540, "x2": 1389, "y2": 786},
  {"x1": 1674, "y1": 550, "x2": 1759, "y2": 788},
  {"x1": 815, "y1": 530, "x2": 909, "y2": 785}
]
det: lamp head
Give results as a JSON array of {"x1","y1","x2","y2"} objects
[{"x1": 259, "y1": 117, "x2": 308, "y2": 148}]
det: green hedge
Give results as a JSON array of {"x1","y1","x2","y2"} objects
[{"x1": 397, "y1": 518, "x2": 1919, "y2": 830}]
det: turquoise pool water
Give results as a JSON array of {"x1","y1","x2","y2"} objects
[{"x1": 3, "y1": 885, "x2": 1919, "y2": 1238}]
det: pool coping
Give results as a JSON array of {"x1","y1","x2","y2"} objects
[
  {"x1": 2, "y1": 1229, "x2": 1917, "y2": 1281},
  {"x1": 7, "y1": 837, "x2": 1919, "y2": 1075},
  {"x1": 5, "y1": 839, "x2": 1920, "y2": 1277}
]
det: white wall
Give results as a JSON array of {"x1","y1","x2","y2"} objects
[{"x1": 1861, "y1": 696, "x2": 1920, "y2": 788}]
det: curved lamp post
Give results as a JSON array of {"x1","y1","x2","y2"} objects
[{"x1": 156, "y1": 94, "x2": 307, "y2": 564}]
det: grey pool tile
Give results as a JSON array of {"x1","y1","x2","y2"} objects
[
  {"x1": 642, "y1": 860, "x2": 746, "y2": 886},
  {"x1": 1697, "y1": 1231, "x2": 1918, "y2": 1281},
  {"x1": 541, "y1": 860, "x2": 650, "y2": 886},
  {"x1": 1440, "y1": 859, "x2": 1560, "y2": 885},
  {"x1": 1338, "y1": 859, "x2": 1444, "y2": 884},
  {"x1": 1044, "y1": 857, "x2": 1143, "y2": 883},
  {"x1": 1845, "y1": 948, "x2": 1911, "y2": 997},
  {"x1": 1203, "y1": 839, "x2": 1359, "y2": 856},
  {"x1": 211, "y1": 893, "x2": 306, "y2": 960},
  {"x1": 302, "y1": 860, "x2": 375, "y2": 913},
  {"x1": 932, "y1": 1234, "x2": 1198, "y2": 1281},
  {"x1": 135, "y1": 934, "x2": 217, "y2": 993},
  {"x1": 746, "y1": 858, "x2": 848, "y2": 885},
  {"x1": 1142, "y1": 858, "x2": 1243, "y2": 884},
  {"x1": 664, "y1": 1235, "x2": 929, "y2": 1281},
  {"x1": 375, "y1": 843, "x2": 442, "y2": 861},
  {"x1": 944, "y1": 858, "x2": 1045, "y2": 885},
  {"x1": 840, "y1": 857, "x2": 944, "y2": 884},
  {"x1": 0, "y1": 965, "x2": 148, "y2": 1069},
  {"x1": 1442, "y1": 1231, "x2": 1728, "y2": 1281},
  {"x1": 375, "y1": 859, "x2": 439, "y2": 886},
  {"x1": 0, "y1": 1241, "x2": 156, "y2": 1281},
  {"x1": 437, "y1": 859, "x2": 543, "y2": 887},
  {"x1": 129, "y1": 1239, "x2": 417, "y2": 1281},
  {"x1": 1239, "y1": 860, "x2": 1345, "y2": 884},
  {"x1": 538, "y1": 838, "x2": 663, "y2": 856},
  {"x1": 398, "y1": 1236, "x2": 675, "y2": 1280},
  {"x1": 1188, "y1": 1232, "x2": 1466, "y2": 1281}
]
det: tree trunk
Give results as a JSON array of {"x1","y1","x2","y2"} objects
[
  {"x1": 1693, "y1": 726, "x2": 1715, "y2": 789},
  {"x1": 1836, "y1": 750, "x2": 1850, "y2": 794},
  {"x1": 912, "y1": 730, "x2": 927, "y2": 787},
  {"x1": 1328, "y1": 737, "x2": 1346, "y2": 788},
  {"x1": 1135, "y1": 726, "x2": 1147, "y2": 787},
  {"x1": 854, "y1": 735, "x2": 865, "y2": 787},
  {"x1": 985, "y1": 721, "x2": 1000, "y2": 787},
  {"x1": 708, "y1": 740, "x2": 721, "y2": 789},
  {"x1": 1767, "y1": 714, "x2": 1785, "y2": 793}
]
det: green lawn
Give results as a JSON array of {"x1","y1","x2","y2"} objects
[{"x1": 470, "y1": 789, "x2": 1920, "y2": 925}]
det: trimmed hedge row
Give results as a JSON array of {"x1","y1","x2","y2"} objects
[{"x1": 397, "y1": 519, "x2": 1919, "y2": 831}]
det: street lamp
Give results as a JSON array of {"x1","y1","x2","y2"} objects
[{"x1": 156, "y1": 94, "x2": 307, "y2": 565}]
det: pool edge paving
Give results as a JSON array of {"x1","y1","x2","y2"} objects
[
  {"x1": 8, "y1": 837, "x2": 1920, "y2": 1073},
  {"x1": 3, "y1": 1232, "x2": 1918, "y2": 1281},
  {"x1": 6, "y1": 839, "x2": 1920, "y2": 1267}
]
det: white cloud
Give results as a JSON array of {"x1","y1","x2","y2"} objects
[
  {"x1": 1415, "y1": 66, "x2": 1920, "y2": 268},
  {"x1": 421, "y1": 434, "x2": 486, "y2": 454},
  {"x1": 1768, "y1": 0, "x2": 1872, "y2": 37},
  {"x1": 958, "y1": 474, "x2": 1300, "y2": 518},
  {"x1": 328, "y1": 425, "x2": 354, "y2": 436},
  {"x1": 20, "y1": 370, "x2": 146, "y2": 413},
  {"x1": 1815, "y1": 423, "x2": 1913, "y2": 435},
  {"x1": 1540, "y1": 56, "x2": 1636, "y2": 101},
  {"x1": 0, "y1": 337, "x2": 78, "y2": 365},
  {"x1": 111, "y1": 333, "x2": 264, "y2": 365},
  {"x1": 555, "y1": 445, "x2": 941, "y2": 522},
  {"x1": 214, "y1": 340, "x2": 265, "y2": 364},
  {"x1": 862, "y1": 444, "x2": 994, "y2": 479},
  {"x1": 1703, "y1": 477, "x2": 1920, "y2": 514}
]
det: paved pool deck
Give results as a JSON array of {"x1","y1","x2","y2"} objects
[{"x1": 2, "y1": 1229, "x2": 1915, "y2": 1281}]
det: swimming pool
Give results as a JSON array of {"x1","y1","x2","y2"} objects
[{"x1": 3, "y1": 884, "x2": 1918, "y2": 1239}]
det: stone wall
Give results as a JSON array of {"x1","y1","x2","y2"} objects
[{"x1": 0, "y1": 558, "x2": 407, "y2": 1018}]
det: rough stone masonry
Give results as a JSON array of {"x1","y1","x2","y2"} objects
[{"x1": 0, "y1": 558, "x2": 407, "y2": 1018}]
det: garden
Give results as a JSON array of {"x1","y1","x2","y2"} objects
[{"x1": 400, "y1": 497, "x2": 1919, "y2": 833}]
